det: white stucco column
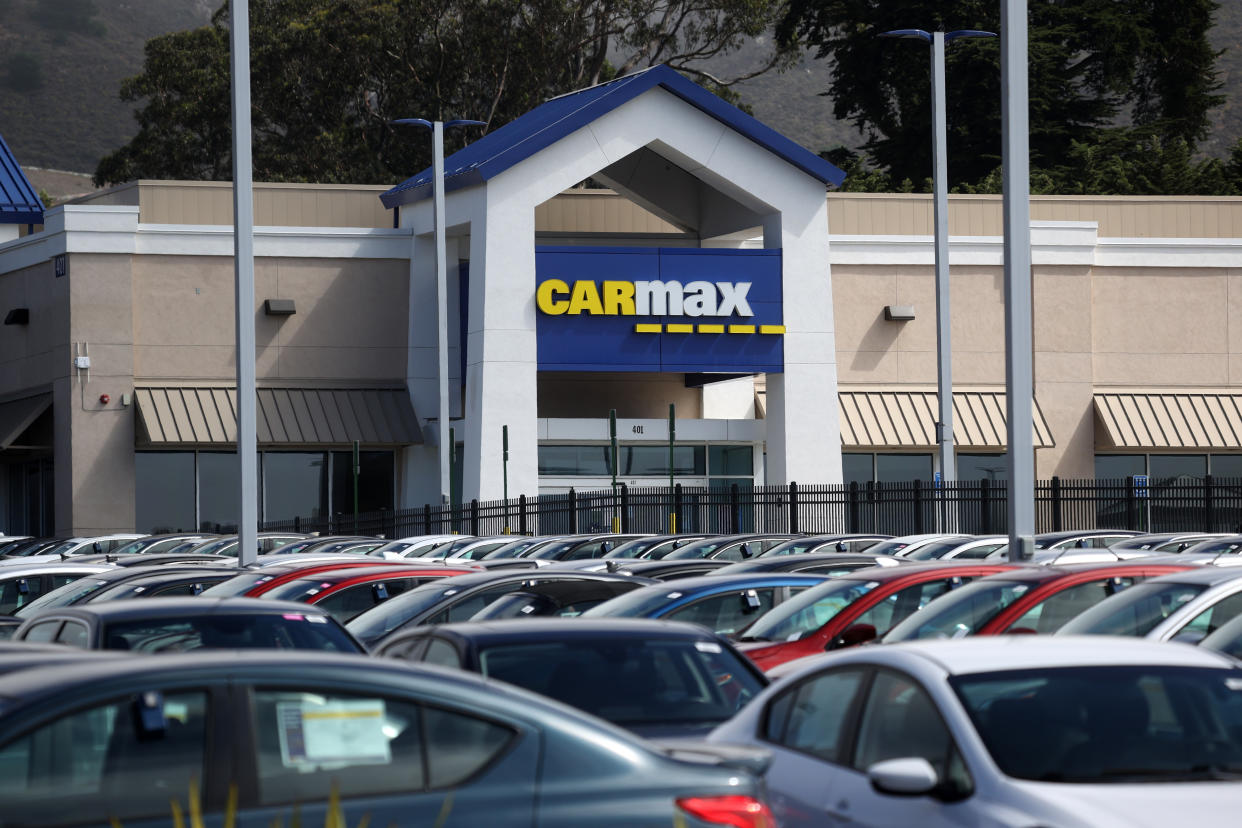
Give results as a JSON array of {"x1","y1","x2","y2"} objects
[
  {"x1": 764, "y1": 197, "x2": 843, "y2": 484},
  {"x1": 461, "y1": 199, "x2": 540, "y2": 501}
]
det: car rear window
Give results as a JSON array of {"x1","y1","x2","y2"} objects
[
  {"x1": 101, "y1": 613, "x2": 362, "y2": 653},
  {"x1": 478, "y1": 638, "x2": 763, "y2": 727}
]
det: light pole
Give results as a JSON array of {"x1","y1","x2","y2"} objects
[
  {"x1": 391, "y1": 118, "x2": 484, "y2": 508},
  {"x1": 880, "y1": 28, "x2": 995, "y2": 491}
]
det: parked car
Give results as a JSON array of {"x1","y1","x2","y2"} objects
[
  {"x1": 0, "y1": 563, "x2": 114, "y2": 615},
  {"x1": 1032, "y1": 529, "x2": 1145, "y2": 551},
  {"x1": 733, "y1": 562, "x2": 1021, "y2": 670},
  {"x1": 1177, "y1": 535, "x2": 1242, "y2": 557},
  {"x1": 601, "y1": 534, "x2": 718, "y2": 559},
  {"x1": 184, "y1": 532, "x2": 308, "y2": 557},
  {"x1": 108, "y1": 534, "x2": 217, "y2": 556},
  {"x1": 256, "y1": 564, "x2": 479, "y2": 622},
  {"x1": 883, "y1": 561, "x2": 1197, "y2": 642},
  {"x1": 203, "y1": 557, "x2": 414, "y2": 598},
  {"x1": 899, "y1": 536, "x2": 1010, "y2": 561},
  {"x1": 707, "y1": 637, "x2": 1242, "y2": 828},
  {"x1": 266, "y1": 535, "x2": 377, "y2": 555},
  {"x1": 375, "y1": 619, "x2": 768, "y2": 737},
  {"x1": 859, "y1": 534, "x2": 968, "y2": 557},
  {"x1": 0, "y1": 537, "x2": 65, "y2": 558},
  {"x1": 757, "y1": 534, "x2": 892, "y2": 557},
  {"x1": 13, "y1": 564, "x2": 241, "y2": 617},
  {"x1": 13, "y1": 597, "x2": 365, "y2": 653},
  {"x1": 472, "y1": 535, "x2": 565, "y2": 560},
  {"x1": 547, "y1": 558, "x2": 731, "y2": 580},
  {"x1": 715, "y1": 552, "x2": 908, "y2": 576},
  {"x1": 0, "y1": 536, "x2": 32, "y2": 555},
  {"x1": 0, "y1": 534, "x2": 146, "y2": 565},
  {"x1": 469, "y1": 578, "x2": 656, "y2": 620},
  {"x1": 368, "y1": 534, "x2": 465, "y2": 559},
  {"x1": 582, "y1": 574, "x2": 830, "y2": 636},
  {"x1": 1058, "y1": 566, "x2": 1242, "y2": 643},
  {"x1": 348, "y1": 571, "x2": 656, "y2": 649},
  {"x1": 523, "y1": 534, "x2": 651, "y2": 561},
  {"x1": 437, "y1": 537, "x2": 523, "y2": 560},
  {"x1": 0, "y1": 650, "x2": 774, "y2": 827},
  {"x1": 1109, "y1": 533, "x2": 1230, "y2": 555},
  {"x1": 660, "y1": 534, "x2": 800, "y2": 562}
]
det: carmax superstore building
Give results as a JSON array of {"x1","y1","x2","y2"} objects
[{"x1": 3, "y1": 66, "x2": 1242, "y2": 535}]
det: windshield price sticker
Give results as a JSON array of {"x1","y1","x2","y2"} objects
[{"x1": 278, "y1": 700, "x2": 391, "y2": 768}]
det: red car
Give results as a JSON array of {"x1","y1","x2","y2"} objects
[
  {"x1": 882, "y1": 560, "x2": 1197, "y2": 642},
  {"x1": 735, "y1": 562, "x2": 1021, "y2": 671},
  {"x1": 254, "y1": 564, "x2": 478, "y2": 622},
  {"x1": 203, "y1": 558, "x2": 479, "y2": 599}
]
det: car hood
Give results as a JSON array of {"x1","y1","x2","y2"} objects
[{"x1": 1006, "y1": 779, "x2": 1242, "y2": 827}]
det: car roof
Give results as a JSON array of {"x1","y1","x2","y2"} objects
[
  {"x1": 22, "y1": 596, "x2": 335, "y2": 622},
  {"x1": 830, "y1": 560, "x2": 1019, "y2": 582},
  {"x1": 716, "y1": 552, "x2": 905, "y2": 572},
  {"x1": 418, "y1": 617, "x2": 729, "y2": 644},
  {"x1": 274, "y1": 563, "x2": 474, "y2": 586},
  {"x1": 0, "y1": 563, "x2": 113, "y2": 577},
  {"x1": 970, "y1": 561, "x2": 1191, "y2": 583},
  {"x1": 611, "y1": 573, "x2": 830, "y2": 596},
  {"x1": 1035, "y1": 529, "x2": 1140, "y2": 540},
  {"x1": 1144, "y1": 566, "x2": 1242, "y2": 585},
  {"x1": 401, "y1": 568, "x2": 651, "y2": 593},
  {"x1": 778, "y1": 636, "x2": 1238, "y2": 682}
]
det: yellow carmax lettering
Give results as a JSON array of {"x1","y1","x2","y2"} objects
[
  {"x1": 537, "y1": 279, "x2": 570, "y2": 315},
  {"x1": 568, "y1": 281, "x2": 604, "y2": 315},
  {"x1": 602, "y1": 281, "x2": 636, "y2": 315}
]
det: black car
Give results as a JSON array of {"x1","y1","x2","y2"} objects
[
  {"x1": 0, "y1": 650, "x2": 771, "y2": 827},
  {"x1": 756, "y1": 534, "x2": 892, "y2": 557},
  {"x1": 600, "y1": 534, "x2": 718, "y2": 560},
  {"x1": 603, "y1": 559, "x2": 731, "y2": 580},
  {"x1": 376, "y1": 618, "x2": 768, "y2": 737},
  {"x1": 522, "y1": 534, "x2": 650, "y2": 561},
  {"x1": 13, "y1": 597, "x2": 365, "y2": 653},
  {"x1": 468, "y1": 578, "x2": 652, "y2": 620},
  {"x1": 659, "y1": 534, "x2": 799, "y2": 562},
  {"x1": 347, "y1": 571, "x2": 656, "y2": 649},
  {"x1": 13, "y1": 564, "x2": 241, "y2": 617},
  {"x1": 714, "y1": 552, "x2": 911, "y2": 576}
]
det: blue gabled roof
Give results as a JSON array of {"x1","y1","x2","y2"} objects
[
  {"x1": 381, "y1": 64, "x2": 844, "y2": 209},
  {"x1": 0, "y1": 133, "x2": 43, "y2": 225}
]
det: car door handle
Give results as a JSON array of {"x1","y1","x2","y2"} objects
[{"x1": 825, "y1": 798, "x2": 853, "y2": 822}]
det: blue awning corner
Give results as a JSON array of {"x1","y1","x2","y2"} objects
[
  {"x1": 0, "y1": 132, "x2": 44, "y2": 225},
  {"x1": 381, "y1": 64, "x2": 845, "y2": 209}
]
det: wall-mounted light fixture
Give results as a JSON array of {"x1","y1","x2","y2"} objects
[
  {"x1": 3, "y1": 308, "x2": 29, "y2": 325},
  {"x1": 884, "y1": 305, "x2": 916, "y2": 322},
  {"x1": 264, "y1": 299, "x2": 296, "y2": 316}
]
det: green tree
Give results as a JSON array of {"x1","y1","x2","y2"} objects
[
  {"x1": 96, "y1": 0, "x2": 794, "y2": 186},
  {"x1": 777, "y1": 0, "x2": 1223, "y2": 192}
]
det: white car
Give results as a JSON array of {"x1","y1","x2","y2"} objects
[
  {"x1": 369, "y1": 534, "x2": 465, "y2": 560},
  {"x1": 867, "y1": 534, "x2": 968, "y2": 558},
  {"x1": 0, "y1": 534, "x2": 146, "y2": 566},
  {"x1": 709, "y1": 637, "x2": 1242, "y2": 828},
  {"x1": 1058, "y1": 566, "x2": 1242, "y2": 642}
]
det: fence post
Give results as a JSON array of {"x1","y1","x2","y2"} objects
[
  {"x1": 1206, "y1": 474, "x2": 1216, "y2": 532},
  {"x1": 293, "y1": 515, "x2": 301, "y2": 534},
  {"x1": 788, "y1": 482, "x2": 799, "y2": 534},
  {"x1": 980, "y1": 478, "x2": 991, "y2": 535},
  {"x1": 673, "y1": 483, "x2": 683, "y2": 534},
  {"x1": 518, "y1": 494, "x2": 527, "y2": 535},
  {"x1": 1125, "y1": 476, "x2": 1137, "y2": 529},
  {"x1": 569, "y1": 488, "x2": 578, "y2": 533},
  {"x1": 848, "y1": 481, "x2": 859, "y2": 532},
  {"x1": 620, "y1": 483, "x2": 630, "y2": 533},
  {"x1": 730, "y1": 483, "x2": 740, "y2": 534},
  {"x1": 1051, "y1": 476, "x2": 1063, "y2": 532},
  {"x1": 423, "y1": 503, "x2": 431, "y2": 535},
  {"x1": 913, "y1": 480, "x2": 924, "y2": 533},
  {"x1": 470, "y1": 499, "x2": 480, "y2": 535}
]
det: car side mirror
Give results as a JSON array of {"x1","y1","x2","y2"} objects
[
  {"x1": 373, "y1": 582, "x2": 390, "y2": 601},
  {"x1": 836, "y1": 542, "x2": 848, "y2": 552},
  {"x1": 741, "y1": 589, "x2": 762, "y2": 612},
  {"x1": 830, "y1": 623, "x2": 877, "y2": 650},
  {"x1": 15, "y1": 579, "x2": 28, "y2": 595},
  {"x1": 1075, "y1": 539, "x2": 1088, "y2": 548},
  {"x1": 867, "y1": 757, "x2": 939, "y2": 797},
  {"x1": 739, "y1": 543, "x2": 752, "y2": 559}
]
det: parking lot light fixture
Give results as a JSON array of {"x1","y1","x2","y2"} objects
[
  {"x1": 391, "y1": 118, "x2": 484, "y2": 507},
  {"x1": 880, "y1": 28, "x2": 995, "y2": 490}
]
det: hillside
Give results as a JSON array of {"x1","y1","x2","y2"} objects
[{"x1": 0, "y1": 0, "x2": 1238, "y2": 184}]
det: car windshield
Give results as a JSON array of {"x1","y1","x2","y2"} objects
[
  {"x1": 903, "y1": 538, "x2": 974, "y2": 560},
  {"x1": 1186, "y1": 539, "x2": 1242, "y2": 556},
  {"x1": 604, "y1": 537, "x2": 670, "y2": 559},
  {"x1": 660, "y1": 539, "x2": 730, "y2": 560},
  {"x1": 524, "y1": 538, "x2": 588, "y2": 559},
  {"x1": 478, "y1": 638, "x2": 764, "y2": 728},
  {"x1": 14, "y1": 578, "x2": 110, "y2": 616},
  {"x1": 346, "y1": 582, "x2": 466, "y2": 643},
  {"x1": 484, "y1": 538, "x2": 552, "y2": 559},
  {"x1": 884, "y1": 580, "x2": 1033, "y2": 642},
  {"x1": 102, "y1": 613, "x2": 361, "y2": 653},
  {"x1": 953, "y1": 665, "x2": 1242, "y2": 782},
  {"x1": 735, "y1": 578, "x2": 878, "y2": 642},
  {"x1": 861, "y1": 539, "x2": 913, "y2": 556},
  {"x1": 190, "y1": 538, "x2": 238, "y2": 556},
  {"x1": 760, "y1": 538, "x2": 836, "y2": 557},
  {"x1": 110, "y1": 538, "x2": 158, "y2": 556},
  {"x1": 201, "y1": 571, "x2": 280, "y2": 597},
  {"x1": 579, "y1": 584, "x2": 693, "y2": 619},
  {"x1": 1058, "y1": 581, "x2": 1207, "y2": 636}
]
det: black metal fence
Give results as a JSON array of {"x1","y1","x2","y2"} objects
[{"x1": 259, "y1": 475, "x2": 1242, "y2": 539}]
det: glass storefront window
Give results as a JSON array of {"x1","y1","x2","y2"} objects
[
  {"x1": 1211, "y1": 455, "x2": 1242, "y2": 479},
  {"x1": 1095, "y1": 454, "x2": 1145, "y2": 480},
  {"x1": 625, "y1": 446, "x2": 705, "y2": 476},
  {"x1": 198, "y1": 452, "x2": 240, "y2": 533},
  {"x1": 262, "y1": 452, "x2": 328, "y2": 522},
  {"x1": 538, "y1": 445, "x2": 611, "y2": 476},
  {"x1": 709, "y1": 445, "x2": 753, "y2": 476},
  {"x1": 842, "y1": 454, "x2": 872, "y2": 485},
  {"x1": 331, "y1": 451, "x2": 395, "y2": 516},
  {"x1": 957, "y1": 453, "x2": 1008, "y2": 483},
  {"x1": 1149, "y1": 454, "x2": 1206, "y2": 485},
  {"x1": 876, "y1": 454, "x2": 933, "y2": 483},
  {"x1": 135, "y1": 453, "x2": 195, "y2": 534}
]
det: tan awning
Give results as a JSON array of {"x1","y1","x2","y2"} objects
[
  {"x1": 0, "y1": 393, "x2": 51, "y2": 449},
  {"x1": 136, "y1": 387, "x2": 422, "y2": 446},
  {"x1": 839, "y1": 389, "x2": 1054, "y2": 449},
  {"x1": 1094, "y1": 391, "x2": 1242, "y2": 449}
]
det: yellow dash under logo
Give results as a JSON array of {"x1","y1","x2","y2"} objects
[
  {"x1": 728, "y1": 324, "x2": 756, "y2": 334},
  {"x1": 697, "y1": 324, "x2": 725, "y2": 334},
  {"x1": 665, "y1": 323, "x2": 694, "y2": 334},
  {"x1": 634, "y1": 323, "x2": 662, "y2": 333},
  {"x1": 759, "y1": 324, "x2": 786, "y2": 334}
]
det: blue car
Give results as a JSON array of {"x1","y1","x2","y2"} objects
[{"x1": 582, "y1": 573, "x2": 830, "y2": 636}]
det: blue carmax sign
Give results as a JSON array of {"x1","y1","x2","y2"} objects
[{"x1": 535, "y1": 247, "x2": 783, "y2": 373}]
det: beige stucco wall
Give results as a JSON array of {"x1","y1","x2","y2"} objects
[{"x1": 131, "y1": 255, "x2": 411, "y2": 383}]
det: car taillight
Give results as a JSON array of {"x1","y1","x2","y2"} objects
[{"x1": 675, "y1": 795, "x2": 776, "y2": 828}]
